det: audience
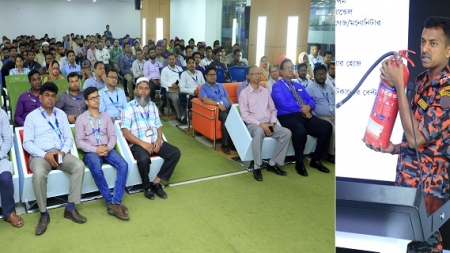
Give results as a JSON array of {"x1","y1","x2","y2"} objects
[
  {"x1": 61, "y1": 50, "x2": 81, "y2": 77},
  {"x1": 143, "y1": 47, "x2": 163, "y2": 102},
  {"x1": 43, "y1": 60, "x2": 65, "y2": 82},
  {"x1": 161, "y1": 53, "x2": 184, "y2": 123},
  {"x1": 83, "y1": 61, "x2": 106, "y2": 89},
  {"x1": 14, "y1": 70, "x2": 42, "y2": 126},
  {"x1": 56, "y1": 72, "x2": 87, "y2": 124},
  {"x1": 9, "y1": 54, "x2": 30, "y2": 75},
  {"x1": 265, "y1": 65, "x2": 279, "y2": 93}
]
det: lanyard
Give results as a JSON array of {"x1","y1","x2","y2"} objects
[
  {"x1": 208, "y1": 84, "x2": 223, "y2": 99},
  {"x1": 104, "y1": 89, "x2": 121, "y2": 114},
  {"x1": 132, "y1": 103, "x2": 156, "y2": 129},
  {"x1": 314, "y1": 83, "x2": 331, "y2": 104},
  {"x1": 41, "y1": 110, "x2": 62, "y2": 140},
  {"x1": 188, "y1": 70, "x2": 198, "y2": 84},
  {"x1": 87, "y1": 112, "x2": 102, "y2": 144},
  {"x1": 67, "y1": 90, "x2": 82, "y2": 100},
  {"x1": 125, "y1": 54, "x2": 133, "y2": 65},
  {"x1": 168, "y1": 65, "x2": 181, "y2": 73},
  {"x1": 137, "y1": 61, "x2": 144, "y2": 72},
  {"x1": 28, "y1": 90, "x2": 40, "y2": 104}
]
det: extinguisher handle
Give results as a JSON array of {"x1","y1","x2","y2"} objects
[{"x1": 397, "y1": 50, "x2": 416, "y2": 67}]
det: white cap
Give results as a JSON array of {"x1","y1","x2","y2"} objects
[
  {"x1": 136, "y1": 77, "x2": 149, "y2": 86},
  {"x1": 42, "y1": 42, "x2": 49, "y2": 46}
]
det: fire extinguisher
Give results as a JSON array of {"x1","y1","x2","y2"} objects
[{"x1": 336, "y1": 50, "x2": 416, "y2": 149}]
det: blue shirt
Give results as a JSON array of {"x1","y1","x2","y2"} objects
[
  {"x1": 306, "y1": 82, "x2": 335, "y2": 117},
  {"x1": 83, "y1": 76, "x2": 105, "y2": 90},
  {"x1": 271, "y1": 78, "x2": 315, "y2": 116},
  {"x1": 200, "y1": 82, "x2": 231, "y2": 108},
  {"x1": 61, "y1": 63, "x2": 81, "y2": 77},
  {"x1": 99, "y1": 87, "x2": 127, "y2": 119},
  {"x1": 119, "y1": 54, "x2": 136, "y2": 74},
  {"x1": 23, "y1": 106, "x2": 73, "y2": 158}
]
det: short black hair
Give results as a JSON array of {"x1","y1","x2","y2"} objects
[
  {"x1": 313, "y1": 64, "x2": 327, "y2": 76},
  {"x1": 297, "y1": 63, "x2": 307, "y2": 70},
  {"x1": 192, "y1": 52, "x2": 201, "y2": 58},
  {"x1": 106, "y1": 68, "x2": 117, "y2": 76},
  {"x1": 311, "y1": 43, "x2": 321, "y2": 50},
  {"x1": 15, "y1": 54, "x2": 25, "y2": 62},
  {"x1": 149, "y1": 47, "x2": 156, "y2": 52},
  {"x1": 67, "y1": 72, "x2": 79, "y2": 82},
  {"x1": 185, "y1": 45, "x2": 193, "y2": 51},
  {"x1": 198, "y1": 45, "x2": 205, "y2": 50},
  {"x1": 205, "y1": 65, "x2": 216, "y2": 75},
  {"x1": 166, "y1": 53, "x2": 175, "y2": 59},
  {"x1": 328, "y1": 62, "x2": 335, "y2": 69},
  {"x1": 94, "y1": 61, "x2": 104, "y2": 69},
  {"x1": 424, "y1": 16, "x2": 450, "y2": 44},
  {"x1": 66, "y1": 49, "x2": 75, "y2": 57},
  {"x1": 40, "y1": 82, "x2": 58, "y2": 95},
  {"x1": 84, "y1": 87, "x2": 98, "y2": 100},
  {"x1": 185, "y1": 56, "x2": 195, "y2": 64},
  {"x1": 246, "y1": 65, "x2": 259, "y2": 75},
  {"x1": 28, "y1": 69, "x2": 40, "y2": 82},
  {"x1": 233, "y1": 48, "x2": 241, "y2": 55},
  {"x1": 323, "y1": 51, "x2": 332, "y2": 57},
  {"x1": 280, "y1": 58, "x2": 293, "y2": 70},
  {"x1": 205, "y1": 46, "x2": 212, "y2": 51},
  {"x1": 213, "y1": 48, "x2": 221, "y2": 56}
]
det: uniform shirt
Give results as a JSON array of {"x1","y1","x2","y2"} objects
[
  {"x1": 396, "y1": 66, "x2": 450, "y2": 198},
  {"x1": 306, "y1": 82, "x2": 335, "y2": 117},
  {"x1": 99, "y1": 87, "x2": 127, "y2": 119},
  {"x1": 0, "y1": 109, "x2": 13, "y2": 175},
  {"x1": 55, "y1": 90, "x2": 87, "y2": 117},
  {"x1": 75, "y1": 110, "x2": 116, "y2": 153},
  {"x1": 239, "y1": 84, "x2": 277, "y2": 125},
  {"x1": 179, "y1": 69, "x2": 205, "y2": 94},
  {"x1": 143, "y1": 59, "x2": 162, "y2": 80},
  {"x1": 271, "y1": 78, "x2": 315, "y2": 116},
  {"x1": 23, "y1": 106, "x2": 73, "y2": 158},
  {"x1": 15, "y1": 89, "x2": 41, "y2": 126},
  {"x1": 83, "y1": 76, "x2": 105, "y2": 90},
  {"x1": 199, "y1": 57, "x2": 213, "y2": 68},
  {"x1": 119, "y1": 54, "x2": 136, "y2": 74},
  {"x1": 200, "y1": 82, "x2": 231, "y2": 108},
  {"x1": 61, "y1": 63, "x2": 81, "y2": 77},
  {"x1": 160, "y1": 65, "x2": 183, "y2": 90},
  {"x1": 121, "y1": 100, "x2": 162, "y2": 145},
  {"x1": 132, "y1": 59, "x2": 146, "y2": 77}
]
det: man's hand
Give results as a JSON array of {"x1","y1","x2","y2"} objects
[
  {"x1": 259, "y1": 123, "x2": 273, "y2": 136},
  {"x1": 172, "y1": 83, "x2": 179, "y2": 89},
  {"x1": 153, "y1": 139, "x2": 162, "y2": 153},
  {"x1": 218, "y1": 103, "x2": 226, "y2": 112},
  {"x1": 96, "y1": 146, "x2": 109, "y2": 157},
  {"x1": 44, "y1": 151, "x2": 59, "y2": 168},
  {"x1": 67, "y1": 115, "x2": 76, "y2": 124},
  {"x1": 301, "y1": 105, "x2": 311, "y2": 114},
  {"x1": 380, "y1": 55, "x2": 405, "y2": 90},
  {"x1": 362, "y1": 138, "x2": 396, "y2": 154},
  {"x1": 141, "y1": 141, "x2": 154, "y2": 155}
]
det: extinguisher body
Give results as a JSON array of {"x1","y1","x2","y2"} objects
[{"x1": 364, "y1": 60, "x2": 410, "y2": 149}]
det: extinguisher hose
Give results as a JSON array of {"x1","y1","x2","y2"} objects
[{"x1": 336, "y1": 51, "x2": 397, "y2": 109}]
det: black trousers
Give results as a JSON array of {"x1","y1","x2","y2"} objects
[
  {"x1": 278, "y1": 112, "x2": 332, "y2": 163},
  {"x1": 130, "y1": 142, "x2": 181, "y2": 189},
  {"x1": 219, "y1": 109, "x2": 230, "y2": 146},
  {"x1": 149, "y1": 80, "x2": 160, "y2": 102}
]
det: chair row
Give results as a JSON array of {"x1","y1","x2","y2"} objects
[{"x1": 9, "y1": 121, "x2": 164, "y2": 210}]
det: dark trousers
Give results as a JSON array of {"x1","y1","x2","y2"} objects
[
  {"x1": 219, "y1": 109, "x2": 230, "y2": 146},
  {"x1": 149, "y1": 80, "x2": 160, "y2": 102},
  {"x1": 278, "y1": 112, "x2": 332, "y2": 163},
  {"x1": 0, "y1": 171, "x2": 14, "y2": 217},
  {"x1": 130, "y1": 142, "x2": 181, "y2": 189}
]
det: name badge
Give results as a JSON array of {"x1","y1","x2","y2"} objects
[
  {"x1": 146, "y1": 129, "x2": 154, "y2": 137},
  {"x1": 297, "y1": 89, "x2": 302, "y2": 91},
  {"x1": 328, "y1": 104, "x2": 334, "y2": 112}
]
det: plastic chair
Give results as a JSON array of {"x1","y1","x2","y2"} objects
[
  {"x1": 229, "y1": 66, "x2": 247, "y2": 82},
  {"x1": 216, "y1": 68, "x2": 225, "y2": 83}
]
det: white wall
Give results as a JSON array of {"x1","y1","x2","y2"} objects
[
  {"x1": 0, "y1": 1, "x2": 140, "y2": 40},
  {"x1": 170, "y1": 0, "x2": 222, "y2": 46}
]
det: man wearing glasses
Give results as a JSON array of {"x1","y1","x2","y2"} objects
[
  {"x1": 200, "y1": 65, "x2": 233, "y2": 154},
  {"x1": 271, "y1": 58, "x2": 332, "y2": 177},
  {"x1": 75, "y1": 87, "x2": 129, "y2": 220},
  {"x1": 23, "y1": 82, "x2": 87, "y2": 235},
  {"x1": 99, "y1": 69, "x2": 127, "y2": 122}
]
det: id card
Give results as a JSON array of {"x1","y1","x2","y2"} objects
[
  {"x1": 145, "y1": 128, "x2": 154, "y2": 137},
  {"x1": 328, "y1": 104, "x2": 334, "y2": 113}
]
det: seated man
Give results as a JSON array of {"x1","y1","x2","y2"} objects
[
  {"x1": 56, "y1": 72, "x2": 87, "y2": 124},
  {"x1": 209, "y1": 48, "x2": 230, "y2": 82},
  {"x1": 306, "y1": 64, "x2": 335, "y2": 163},
  {"x1": 236, "y1": 79, "x2": 249, "y2": 102},
  {"x1": 193, "y1": 51, "x2": 205, "y2": 77},
  {"x1": 121, "y1": 77, "x2": 181, "y2": 200},
  {"x1": 265, "y1": 64, "x2": 279, "y2": 93},
  {"x1": 99, "y1": 69, "x2": 127, "y2": 121},
  {"x1": 179, "y1": 56, "x2": 205, "y2": 124},
  {"x1": 199, "y1": 46, "x2": 213, "y2": 68},
  {"x1": 143, "y1": 47, "x2": 163, "y2": 102},
  {"x1": 61, "y1": 50, "x2": 81, "y2": 77},
  {"x1": 200, "y1": 65, "x2": 233, "y2": 154},
  {"x1": 0, "y1": 109, "x2": 24, "y2": 228},
  {"x1": 95, "y1": 41, "x2": 111, "y2": 71},
  {"x1": 75, "y1": 87, "x2": 129, "y2": 220},
  {"x1": 271, "y1": 58, "x2": 332, "y2": 177},
  {"x1": 239, "y1": 66, "x2": 292, "y2": 181},
  {"x1": 23, "y1": 82, "x2": 87, "y2": 235},
  {"x1": 131, "y1": 48, "x2": 146, "y2": 97},
  {"x1": 326, "y1": 62, "x2": 335, "y2": 91},
  {"x1": 119, "y1": 43, "x2": 136, "y2": 98},
  {"x1": 296, "y1": 63, "x2": 314, "y2": 88},
  {"x1": 83, "y1": 61, "x2": 106, "y2": 90},
  {"x1": 227, "y1": 49, "x2": 247, "y2": 68},
  {"x1": 25, "y1": 50, "x2": 41, "y2": 71},
  {"x1": 161, "y1": 53, "x2": 184, "y2": 123},
  {"x1": 14, "y1": 70, "x2": 42, "y2": 126}
]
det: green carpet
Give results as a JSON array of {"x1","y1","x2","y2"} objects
[
  {"x1": 161, "y1": 122, "x2": 244, "y2": 183},
  {"x1": 1, "y1": 167, "x2": 334, "y2": 253}
]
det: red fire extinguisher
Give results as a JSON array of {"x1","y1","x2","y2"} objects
[{"x1": 364, "y1": 50, "x2": 416, "y2": 149}]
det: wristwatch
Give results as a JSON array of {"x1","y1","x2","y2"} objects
[{"x1": 216, "y1": 102, "x2": 219, "y2": 106}]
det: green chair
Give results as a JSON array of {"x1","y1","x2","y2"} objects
[
  {"x1": 5, "y1": 75, "x2": 28, "y2": 86},
  {"x1": 52, "y1": 79, "x2": 69, "y2": 99},
  {"x1": 8, "y1": 82, "x2": 31, "y2": 126}
]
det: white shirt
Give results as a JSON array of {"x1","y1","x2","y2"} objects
[
  {"x1": 295, "y1": 77, "x2": 314, "y2": 88},
  {"x1": 160, "y1": 65, "x2": 183, "y2": 90},
  {"x1": 199, "y1": 57, "x2": 213, "y2": 68},
  {"x1": 308, "y1": 54, "x2": 323, "y2": 69},
  {"x1": 179, "y1": 69, "x2": 205, "y2": 94},
  {"x1": 95, "y1": 48, "x2": 111, "y2": 64},
  {"x1": 326, "y1": 74, "x2": 335, "y2": 91},
  {"x1": 132, "y1": 59, "x2": 146, "y2": 77}
]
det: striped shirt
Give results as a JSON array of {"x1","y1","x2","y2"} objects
[
  {"x1": 0, "y1": 109, "x2": 13, "y2": 174},
  {"x1": 121, "y1": 100, "x2": 162, "y2": 145},
  {"x1": 23, "y1": 106, "x2": 73, "y2": 158}
]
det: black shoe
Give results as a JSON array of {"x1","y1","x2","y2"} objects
[
  {"x1": 159, "y1": 106, "x2": 165, "y2": 115},
  {"x1": 295, "y1": 162, "x2": 308, "y2": 177},
  {"x1": 221, "y1": 145, "x2": 230, "y2": 155},
  {"x1": 150, "y1": 183, "x2": 168, "y2": 199},
  {"x1": 327, "y1": 155, "x2": 335, "y2": 164},
  {"x1": 253, "y1": 169, "x2": 263, "y2": 181},
  {"x1": 266, "y1": 164, "x2": 287, "y2": 176},
  {"x1": 310, "y1": 159, "x2": 330, "y2": 173},
  {"x1": 35, "y1": 216, "x2": 50, "y2": 235},
  {"x1": 176, "y1": 118, "x2": 182, "y2": 123},
  {"x1": 181, "y1": 118, "x2": 188, "y2": 124},
  {"x1": 144, "y1": 187, "x2": 155, "y2": 200}
]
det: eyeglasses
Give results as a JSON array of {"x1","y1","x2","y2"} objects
[
  {"x1": 88, "y1": 95, "x2": 101, "y2": 101},
  {"x1": 283, "y1": 66, "x2": 294, "y2": 71},
  {"x1": 108, "y1": 76, "x2": 118, "y2": 80}
]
